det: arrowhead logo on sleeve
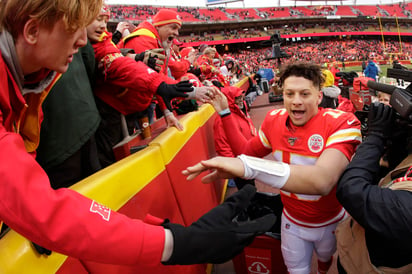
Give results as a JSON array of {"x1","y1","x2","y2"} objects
[{"x1": 90, "y1": 201, "x2": 111, "y2": 221}]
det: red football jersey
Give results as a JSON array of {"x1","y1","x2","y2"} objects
[{"x1": 259, "y1": 108, "x2": 362, "y2": 227}]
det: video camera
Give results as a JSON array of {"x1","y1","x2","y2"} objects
[
  {"x1": 263, "y1": 32, "x2": 290, "y2": 60},
  {"x1": 351, "y1": 68, "x2": 412, "y2": 138},
  {"x1": 367, "y1": 68, "x2": 412, "y2": 121},
  {"x1": 364, "y1": 68, "x2": 412, "y2": 170}
]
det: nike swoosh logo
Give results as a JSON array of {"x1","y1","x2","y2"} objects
[{"x1": 347, "y1": 119, "x2": 356, "y2": 125}]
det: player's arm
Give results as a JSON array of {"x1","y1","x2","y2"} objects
[{"x1": 184, "y1": 148, "x2": 349, "y2": 196}]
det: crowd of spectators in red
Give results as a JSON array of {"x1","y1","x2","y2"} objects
[
  {"x1": 178, "y1": 21, "x2": 409, "y2": 43},
  {"x1": 217, "y1": 39, "x2": 411, "y2": 75},
  {"x1": 107, "y1": 2, "x2": 412, "y2": 23}
]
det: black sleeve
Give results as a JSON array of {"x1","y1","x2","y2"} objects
[
  {"x1": 80, "y1": 41, "x2": 96, "y2": 88},
  {"x1": 336, "y1": 134, "x2": 412, "y2": 241},
  {"x1": 111, "y1": 30, "x2": 123, "y2": 45}
]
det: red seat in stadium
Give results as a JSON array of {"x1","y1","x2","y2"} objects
[
  {"x1": 356, "y1": 5, "x2": 379, "y2": 16},
  {"x1": 259, "y1": 7, "x2": 291, "y2": 18},
  {"x1": 381, "y1": 4, "x2": 407, "y2": 17},
  {"x1": 199, "y1": 8, "x2": 229, "y2": 21},
  {"x1": 336, "y1": 6, "x2": 356, "y2": 16}
]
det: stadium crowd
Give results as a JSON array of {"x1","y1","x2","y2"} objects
[
  {"x1": 202, "y1": 39, "x2": 411, "y2": 78},
  {"x1": 107, "y1": 2, "x2": 412, "y2": 22}
]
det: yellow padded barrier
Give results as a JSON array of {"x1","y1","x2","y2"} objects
[
  {"x1": 0, "y1": 232, "x2": 66, "y2": 274},
  {"x1": 0, "y1": 146, "x2": 166, "y2": 274},
  {"x1": 235, "y1": 75, "x2": 250, "y2": 90},
  {"x1": 195, "y1": 103, "x2": 216, "y2": 129},
  {"x1": 70, "y1": 145, "x2": 166, "y2": 209},
  {"x1": 149, "y1": 104, "x2": 215, "y2": 164}
]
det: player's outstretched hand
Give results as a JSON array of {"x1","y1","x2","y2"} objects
[{"x1": 182, "y1": 156, "x2": 244, "y2": 183}]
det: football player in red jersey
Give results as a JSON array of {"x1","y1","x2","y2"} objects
[{"x1": 185, "y1": 62, "x2": 362, "y2": 274}]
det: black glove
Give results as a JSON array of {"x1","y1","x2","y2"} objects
[
  {"x1": 112, "y1": 30, "x2": 123, "y2": 45},
  {"x1": 135, "y1": 49, "x2": 166, "y2": 72},
  {"x1": 239, "y1": 192, "x2": 283, "y2": 234},
  {"x1": 32, "y1": 242, "x2": 52, "y2": 256},
  {"x1": 367, "y1": 102, "x2": 394, "y2": 138},
  {"x1": 156, "y1": 81, "x2": 193, "y2": 111},
  {"x1": 162, "y1": 185, "x2": 276, "y2": 265},
  {"x1": 188, "y1": 66, "x2": 201, "y2": 77},
  {"x1": 212, "y1": 80, "x2": 224, "y2": 88}
]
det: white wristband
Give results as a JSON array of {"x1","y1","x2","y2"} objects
[
  {"x1": 218, "y1": 108, "x2": 231, "y2": 117},
  {"x1": 238, "y1": 154, "x2": 290, "y2": 189}
]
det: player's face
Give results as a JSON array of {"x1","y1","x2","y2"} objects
[{"x1": 282, "y1": 76, "x2": 322, "y2": 126}]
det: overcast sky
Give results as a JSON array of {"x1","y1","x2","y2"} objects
[{"x1": 105, "y1": 0, "x2": 408, "y2": 8}]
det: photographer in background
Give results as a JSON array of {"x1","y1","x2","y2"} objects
[{"x1": 335, "y1": 103, "x2": 412, "y2": 273}]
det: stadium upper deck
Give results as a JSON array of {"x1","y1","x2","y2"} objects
[
  {"x1": 107, "y1": 3, "x2": 412, "y2": 43},
  {"x1": 108, "y1": 2, "x2": 412, "y2": 23}
]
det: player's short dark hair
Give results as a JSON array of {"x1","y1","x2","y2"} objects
[{"x1": 278, "y1": 62, "x2": 324, "y2": 89}]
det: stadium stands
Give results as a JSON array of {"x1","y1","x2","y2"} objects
[
  {"x1": 356, "y1": 5, "x2": 380, "y2": 16},
  {"x1": 259, "y1": 7, "x2": 291, "y2": 18},
  {"x1": 108, "y1": 3, "x2": 412, "y2": 23},
  {"x1": 198, "y1": 8, "x2": 229, "y2": 21},
  {"x1": 335, "y1": 6, "x2": 355, "y2": 16},
  {"x1": 106, "y1": 2, "x2": 412, "y2": 74},
  {"x1": 381, "y1": 4, "x2": 405, "y2": 17}
]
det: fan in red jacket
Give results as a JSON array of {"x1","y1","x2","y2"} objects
[
  {"x1": 118, "y1": 9, "x2": 212, "y2": 121},
  {"x1": 213, "y1": 86, "x2": 257, "y2": 188},
  {"x1": 0, "y1": 0, "x2": 275, "y2": 267},
  {"x1": 118, "y1": 9, "x2": 183, "y2": 76},
  {"x1": 86, "y1": 7, "x2": 198, "y2": 166},
  {"x1": 169, "y1": 38, "x2": 198, "y2": 80},
  {"x1": 213, "y1": 86, "x2": 256, "y2": 157},
  {"x1": 88, "y1": 7, "x2": 206, "y2": 127},
  {"x1": 196, "y1": 46, "x2": 228, "y2": 87}
]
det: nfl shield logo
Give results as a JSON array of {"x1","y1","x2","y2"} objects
[
  {"x1": 308, "y1": 134, "x2": 324, "y2": 153},
  {"x1": 288, "y1": 137, "x2": 298, "y2": 146}
]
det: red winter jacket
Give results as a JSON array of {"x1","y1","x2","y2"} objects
[
  {"x1": 120, "y1": 21, "x2": 188, "y2": 83},
  {"x1": 92, "y1": 31, "x2": 166, "y2": 115},
  {"x1": 197, "y1": 54, "x2": 228, "y2": 86},
  {"x1": 0, "y1": 50, "x2": 165, "y2": 265},
  {"x1": 169, "y1": 54, "x2": 191, "y2": 80},
  {"x1": 213, "y1": 86, "x2": 256, "y2": 157}
]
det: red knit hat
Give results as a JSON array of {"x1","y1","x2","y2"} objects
[
  {"x1": 180, "y1": 47, "x2": 194, "y2": 58},
  {"x1": 199, "y1": 43, "x2": 208, "y2": 54},
  {"x1": 100, "y1": 4, "x2": 110, "y2": 18},
  {"x1": 152, "y1": 9, "x2": 182, "y2": 27},
  {"x1": 221, "y1": 86, "x2": 244, "y2": 104}
]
